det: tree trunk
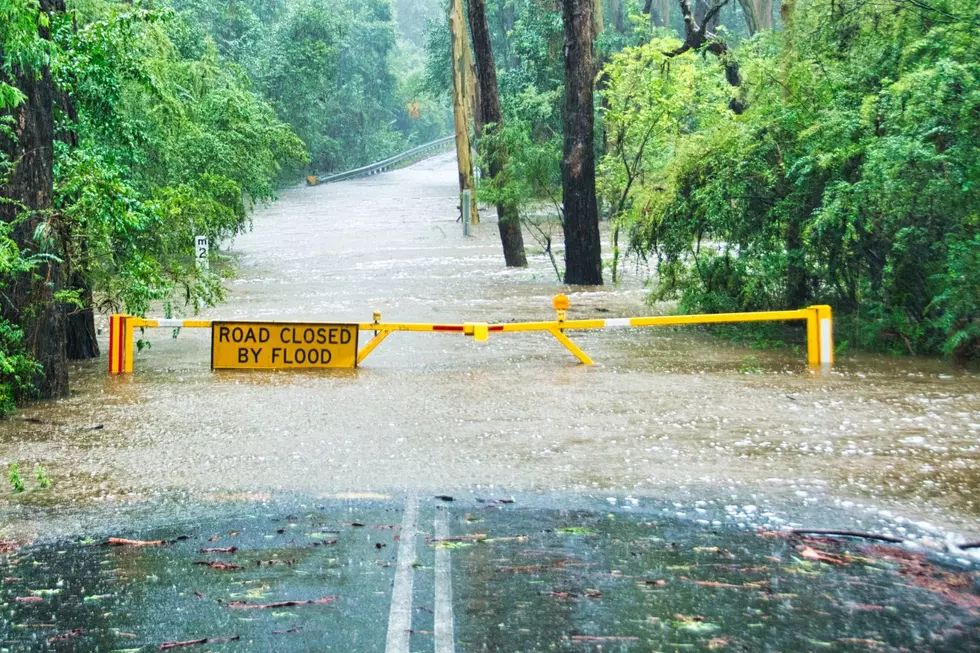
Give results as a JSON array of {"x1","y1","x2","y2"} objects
[
  {"x1": 468, "y1": 0, "x2": 528, "y2": 267},
  {"x1": 561, "y1": 0, "x2": 603, "y2": 286},
  {"x1": 644, "y1": 0, "x2": 671, "y2": 28},
  {"x1": 53, "y1": 26, "x2": 100, "y2": 362},
  {"x1": 0, "y1": 0, "x2": 70, "y2": 398},
  {"x1": 448, "y1": 0, "x2": 479, "y2": 223},
  {"x1": 695, "y1": 0, "x2": 721, "y2": 31},
  {"x1": 666, "y1": 0, "x2": 744, "y2": 113},
  {"x1": 737, "y1": 0, "x2": 773, "y2": 35},
  {"x1": 65, "y1": 271, "x2": 99, "y2": 360},
  {"x1": 785, "y1": 217, "x2": 809, "y2": 308},
  {"x1": 609, "y1": 0, "x2": 626, "y2": 32}
]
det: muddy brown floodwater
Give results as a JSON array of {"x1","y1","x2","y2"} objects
[{"x1": 1, "y1": 152, "x2": 978, "y2": 543}]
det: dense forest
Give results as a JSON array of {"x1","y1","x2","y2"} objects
[
  {"x1": 1, "y1": 0, "x2": 977, "y2": 411},
  {"x1": 435, "y1": 0, "x2": 977, "y2": 361},
  {"x1": 0, "y1": 0, "x2": 448, "y2": 410}
]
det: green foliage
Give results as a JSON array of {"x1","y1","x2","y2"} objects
[
  {"x1": 0, "y1": 0, "x2": 54, "y2": 109},
  {"x1": 246, "y1": 0, "x2": 442, "y2": 173},
  {"x1": 48, "y1": 0, "x2": 307, "y2": 316},
  {"x1": 8, "y1": 463, "x2": 24, "y2": 493},
  {"x1": 35, "y1": 464, "x2": 51, "y2": 489},
  {"x1": 602, "y1": 0, "x2": 980, "y2": 358}
]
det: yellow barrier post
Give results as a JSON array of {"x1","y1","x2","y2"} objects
[
  {"x1": 806, "y1": 307, "x2": 820, "y2": 367},
  {"x1": 815, "y1": 305, "x2": 834, "y2": 367},
  {"x1": 123, "y1": 316, "x2": 136, "y2": 374},
  {"x1": 108, "y1": 315, "x2": 122, "y2": 375}
]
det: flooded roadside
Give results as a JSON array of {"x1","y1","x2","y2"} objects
[{"x1": 0, "y1": 152, "x2": 977, "y2": 545}]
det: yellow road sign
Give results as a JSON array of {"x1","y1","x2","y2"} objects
[{"x1": 211, "y1": 322, "x2": 359, "y2": 370}]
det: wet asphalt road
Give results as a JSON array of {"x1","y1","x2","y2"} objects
[{"x1": 1, "y1": 495, "x2": 978, "y2": 652}]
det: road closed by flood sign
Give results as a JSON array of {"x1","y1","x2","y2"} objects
[{"x1": 211, "y1": 322, "x2": 359, "y2": 370}]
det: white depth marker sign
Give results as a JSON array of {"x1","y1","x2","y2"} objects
[{"x1": 195, "y1": 236, "x2": 209, "y2": 270}]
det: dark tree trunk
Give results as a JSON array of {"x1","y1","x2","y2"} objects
[
  {"x1": 643, "y1": 0, "x2": 671, "y2": 28},
  {"x1": 785, "y1": 218, "x2": 809, "y2": 308},
  {"x1": 65, "y1": 271, "x2": 99, "y2": 360},
  {"x1": 560, "y1": 0, "x2": 603, "y2": 285},
  {"x1": 666, "y1": 0, "x2": 745, "y2": 114},
  {"x1": 695, "y1": 0, "x2": 721, "y2": 31},
  {"x1": 468, "y1": 0, "x2": 528, "y2": 267},
  {"x1": 0, "y1": 0, "x2": 70, "y2": 397},
  {"x1": 53, "y1": 30, "x2": 99, "y2": 362}
]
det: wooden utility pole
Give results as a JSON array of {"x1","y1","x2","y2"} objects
[
  {"x1": 561, "y1": 0, "x2": 603, "y2": 285},
  {"x1": 449, "y1": 0, "x2": 479, "y2": 223}
]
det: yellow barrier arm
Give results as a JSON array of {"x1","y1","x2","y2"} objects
[{"x1": 109, "y1": 299, "x2": 834, "y2": 374}]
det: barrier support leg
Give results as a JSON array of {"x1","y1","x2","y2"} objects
[
  {"x1": 123, "y1": 317, "x2": 135, "y2": 374},
  {"x1": 815, "y1": 305, "x2": 834, "y2": 367},
  {"x1": 358, "y1": 330, "x2": 391, "y2": 365},
  {"x1": 806, "y1": 308, "x2": 820, "y2": 367},
  {"x1": 108, "y1": 315, "x2": 121, "y2": 375},
  {"x1": 548, "y1": 328, "x2": 593, "y2": 365}
]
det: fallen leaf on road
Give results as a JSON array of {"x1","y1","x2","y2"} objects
[
  {"x1": 47, "y1": 629, "x2": 83, "y2": 643},
  {"x1": 225, "y1": 597, "x2": 337, "y2": 610},
  {"x1": 799, "y1": 546, "x2": 847, "y2": 565},
  {"x1": 194, "y1": 561, "x2": 241, "y2": 571},
  {"x1": 199, "y1": 547, "x2": 238, "y2": 554},
  {"x1": 107, "y1": 538, "x2": 166, "y2": 547},
  {"x1": 159, "y1": 635, "x2": 240, "y2": 649}
]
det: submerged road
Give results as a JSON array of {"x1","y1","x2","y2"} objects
[
  {"x1": 1, "y1": 152, "x2": 979, "y2": 543},
  {"x1": 0, "y1": 152, "x2": 979, "y2": 651}
]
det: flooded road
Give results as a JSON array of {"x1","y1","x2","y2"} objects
[{"x1": 1, "y1": 152, "x2": 979, "y2": 544}]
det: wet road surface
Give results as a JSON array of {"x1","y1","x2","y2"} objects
[
  {"x1": 1, "y1": 496, "x2": 978, "y2": 652},
  {"x1": 1, "y1": 152, "x2": 979, "y2": 546}
]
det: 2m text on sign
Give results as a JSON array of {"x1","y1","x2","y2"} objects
[{"x1": 211, "y1": 322, "x2": 359, "y2": 369}]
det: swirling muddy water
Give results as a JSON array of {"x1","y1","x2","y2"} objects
[{"x1": 1, "y1": 153, "x2": 978, "y2": 542}]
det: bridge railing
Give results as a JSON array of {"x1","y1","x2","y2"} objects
[{"x1": 306, "y1": 135, "x2": 456, "y2": 186}]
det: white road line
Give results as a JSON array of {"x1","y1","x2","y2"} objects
[
  {"x1": 434, "y1": 507, "x2": 456, "y2": 653},
  {"x1": 385, "y1": 496, "x2": 419, "y2": 653}
]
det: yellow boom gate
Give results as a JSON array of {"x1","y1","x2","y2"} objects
[{"x1": 108, "y1": 296, "x2": 834, "y2": 375}]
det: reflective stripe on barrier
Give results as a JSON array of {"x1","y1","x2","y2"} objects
[{"x1": 107, "y1": 297, "x2": 834, "y2": 375}]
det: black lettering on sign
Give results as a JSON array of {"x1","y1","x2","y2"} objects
[
  {"x1": 219, "y1": 326, "x2": 231, "y2": 343},
  {"x1": 250, "y1": 348, "x2": 261, "y2": 363},
  {"x1": 238, "y1": 348, "x2": 249, "y2": 364},
  {"x1": 341, "y1": 329, "x2": 351, "y2": 345},
  {"x1": 328, "y1": 328, "x2": 339, "y2": 345},
  {"x1": 280, "y1": 327, "x2": 291, "y2": 344},
  {"x1": 259, "y1": 327, "x2": 270, "y2": 343},
  {"x1": 316, "y1": 328, "x2": 327, "y2": 345},
  {"x1": 321, "y1": 348, "x2": 332, "y2": 364},
  {"x1": 232, "y1": 327, "x2": 244, "y2": 343},
  {"x1": 272, "y1": 348, "x2": 282, "y2": 364}
]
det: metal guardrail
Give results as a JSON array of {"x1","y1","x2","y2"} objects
[{"x1": 307, "y1": 135, "x2": 456, "y2": 186}]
